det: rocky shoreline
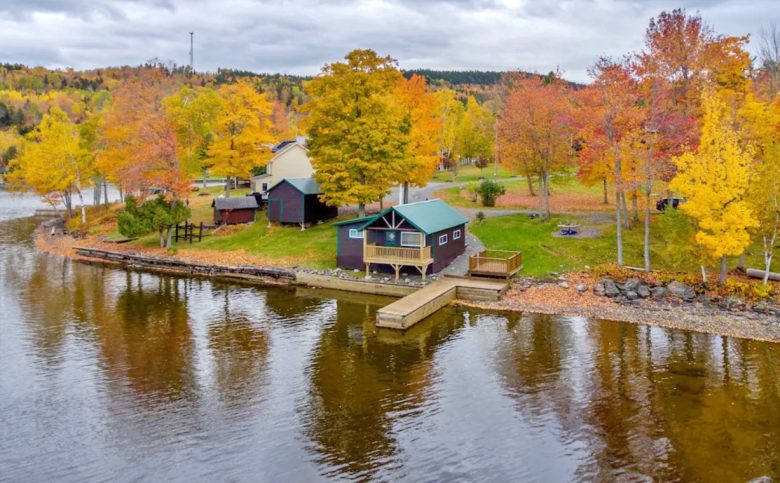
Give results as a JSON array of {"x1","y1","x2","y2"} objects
[{"x1": 35, "y1": 223, "x2": 780, "y2": 343}]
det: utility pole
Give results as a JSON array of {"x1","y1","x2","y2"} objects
[{"x1": 189, "y1": 32, "x2": 194, "y2": 75}]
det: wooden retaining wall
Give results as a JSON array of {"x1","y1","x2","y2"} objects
[{"x1": 295, "y1": 272, "x2": 418, "y2": 297}]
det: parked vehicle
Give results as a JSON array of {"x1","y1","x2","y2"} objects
[{"x1": 656, "y1": 197, "x2": 685, "y2": 211}]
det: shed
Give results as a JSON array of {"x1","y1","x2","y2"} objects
[
  {"x1": 267, "y1": 177, "x2": 338, "y2": 226},
  {"x1": 334, "y1": 199, "x2": 468, "y2": 279},
  {"x1": 212, "y1": 196, "x2": 259, "y2": 225}
]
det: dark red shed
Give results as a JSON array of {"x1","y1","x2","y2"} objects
[{"x1": 212, "y1": 196, "x2": 258, "y2": 225}]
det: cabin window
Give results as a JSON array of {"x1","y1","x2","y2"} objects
[
  {"x1": 261, "y1": 183, "x2": 268, "y2": 192},
  {"x1": 453, "y1": 229, "x2": 462, "y2": 240},
  {"x1": 439, "y1": 234, "x2": 448, "y2": 245},
  {"x1": 400, "y1": 231, "x2": 422, "y2": 247},
  {"x1": 349, "y1": 229, "x2": 363, "y2": 239}
]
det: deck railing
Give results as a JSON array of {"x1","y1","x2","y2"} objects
[
  {"x1": 364, "y1": 244, "x2": 432, "y2": 263},
  {"x1": 468, "y1": 250, "x2": 522, "y2": 278}
]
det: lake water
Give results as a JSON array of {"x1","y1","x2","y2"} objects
[{"x1": 1, "y1": 193, "x2": 779, "y2": 481}]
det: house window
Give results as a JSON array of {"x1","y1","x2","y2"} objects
[
  {"x1": 261, "y1": 183, "x2": 268, "y2": 192},
  {"x1": 439, "y1": 234, "x2": 448, "y2": 245},
  {"x1": 349, "y1": 229, "x2": 363, "y2": 239},
  {"x1": 400, "y1": 231, "x2": 422, "y2": 247},
  {"x1": 453, "y1": 229, "x2": 462, "y2": 240}
]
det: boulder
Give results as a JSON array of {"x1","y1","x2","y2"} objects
[
  {"x1": 636, "y1": 285, "x2": 651, "y2": 298},
  {"x1": 625, "y1": 290, "x2": 639, "y2": 300},
  {"x1": 603, "y1": 279, "x2": 620, "y2": 298},
  {"x1": 593, "y1": 283, "x2": 605, "y2": 296},
  {"x1": 576, "y1": 283, "x2": 589, "y2": 293},
  {"x1": 667, "y1": 281, "x2": 696, "y2": 301},
  {"x1": 558, "y1": 281, "x2": 569, "y2": 289},
  {"x1": 718, "y1": 296, "x2": 745, "y2": 311},
  {"x1": 651, "y1": 286, "x2": 667, "y2": 299},
  {"x1": 624, "y1": 278, "x2": 641, "y2": 292}
]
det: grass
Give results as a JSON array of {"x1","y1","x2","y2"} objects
[
  {"x1": 431, "y1": 165, "x2": 517, "y2": 182},
  {"x1": 470, "y1": 211, "x2": 780, "y2": 277}
]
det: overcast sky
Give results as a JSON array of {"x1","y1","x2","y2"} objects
[{"x1": 0, "y1": 0, "x2": 776, "y2": 82}]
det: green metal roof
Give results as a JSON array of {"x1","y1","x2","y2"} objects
[
  {"x1": 270, "y1": 177, "x2": 322, "y2": 195},
  {"x1": 356, "y1": 199, "x2": 467, "y2": 235},
  {"x1": 332, "y1": 214, "x2": 378, "y2": 226}
]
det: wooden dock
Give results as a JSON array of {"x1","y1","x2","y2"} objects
[{"x1": 376, "y1": 276, "x2": 508, "y2": 330}]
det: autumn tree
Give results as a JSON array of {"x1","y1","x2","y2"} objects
[
  {"x1": 457, "y1": 96, "x2": 494, "y2": 167},
  {"x1": 577, "y1": 58, "x2": 643, "y2": 265},
  {"x1": 9, "y1": 108, "x2": 93, "y2": 222},
  {"x1": 304, "y1": 49, "x2": 408, "y2": 217},
  {"x1": 499, "y1": 73, "x2": 573, "y2": 220},
  {"x1": 435, "y1": 88, "x2": 464, "y2": 171},
  {"x1": 395, "y1": 74, "x2": 441, "y2": 203},
  {"x1": 740, "y1": 94, "x2": 780, "y2": 283},
  {"x1": 207, "y1": 80, "x2": 274, "y2": 197},
  {"x1": 670, "y1": 89, "x2": 758, "y2": 283}
]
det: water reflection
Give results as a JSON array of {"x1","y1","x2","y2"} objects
[{"x1": 1, "y1": 216, "x2": 780, "y2": 481}]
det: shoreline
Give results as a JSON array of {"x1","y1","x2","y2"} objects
[{"x1": 34, "y1": 225, "x2": 780, "y2": 343}]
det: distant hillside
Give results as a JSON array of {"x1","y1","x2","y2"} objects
[{"x1": 403, "y1": 69, "x2": 505, "y2": 86}]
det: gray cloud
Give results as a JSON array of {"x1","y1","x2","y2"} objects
[{"x1": 0, "y1": 0, "x2": 775, "y2": 82}]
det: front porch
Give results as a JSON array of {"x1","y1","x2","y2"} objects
[{"x1": 363, "y1": 242, "x2": 433, "y2": 280}]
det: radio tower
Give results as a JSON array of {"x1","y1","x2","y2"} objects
[{"x1": 189, "y1": 32, "x2": 194, "y2": 75}]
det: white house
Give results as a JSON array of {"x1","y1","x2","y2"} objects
[{"x1": 250, "y1": 136, "x2": 313, "y2": 194}]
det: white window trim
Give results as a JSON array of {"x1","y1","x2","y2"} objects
[
  {"x1": 439, "y1": 234, "x2": 448, "y2": 245},
  {"x1": 349, "y1": 228, "x2": 363, "y2": 239},
  {"x1": 453, "y1": 229, "x2": 462, "y2": 240},
  {"x1": 400, "y1": 231, "x2": 422, "y2": 247}
]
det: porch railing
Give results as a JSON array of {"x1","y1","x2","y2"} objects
[
  {"x1": 468, "y1": 250, "x2": 522, "y2": 278},
  {"x1": 364, "y1": 244, "x2": 432, "y2": 263}
]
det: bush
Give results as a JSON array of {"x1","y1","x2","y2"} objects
[
  {"x1": 466, "y1": 182, "x2": 479, "y2": 202},
  {"x1": 65, "y1": 217, "x2": 88, "y2": 238},
  {"x1": 477, "y1": 179, "x2": 505, "y2": 207},
  {"x1": 720, "y1": 279, "x2": 774, "y2": 301},
  {"x1": 475, "y1": 211, "x2": 486, "y2": 223}
]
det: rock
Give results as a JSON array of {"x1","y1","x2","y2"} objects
[
  {"x1": 576, "y1": 283, "x2": 588, "y2": 293},
  {"x1": 752, "y1": 302, "x2": 767, "y2": 314},
  {"x1": 593, "y1": 283, "x2": 605, "y2": 296},
  {"x1": 651, "y1": 286, "x2": 667, "y2": 299},
  {"x1": 719, "y1": 296, "x2": 745, "y2": 311},
  {"x1": 625, "y1": 290, "x2": 639, "y2": 300},
  {"x1": 698, "y1": 294, "x2": 711, "y2": 305},
  {"x1": 636, "y1": 285, "x2": 651, "y2": 298},
  {"x1": 603, "y1": 279, "x2": 620, "y2": 298},
  {"x1": 624, "y1": 278, "x2": 641, "y2": 292},
  {"x1": 558, "y1": 281, "x2": 569, "y2": 289},
  {"x1": 667, "y1": 281, "x2": 695, "y2": 301}
]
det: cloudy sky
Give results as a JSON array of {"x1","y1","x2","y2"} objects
[{"x1": 0, "y1": 0, "x2": 775, "y2": 82}]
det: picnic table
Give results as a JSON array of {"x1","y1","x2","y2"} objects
[{"x1": 558, "y1": 223, "x2": 580, "y2": 236}]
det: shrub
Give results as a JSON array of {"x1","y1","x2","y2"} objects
[
  {"x1": 477, "y1": 179, "x2": 505, "y2": 207},
  {"x1": 65, "y1": 217, "x2": 88, "y2": 238},
  {"x1": 475, "y1": 211, "x2": 486, "y2": 223},
  {"x1": 466, "y1": 182, "x2": 479, "y2": 202}
]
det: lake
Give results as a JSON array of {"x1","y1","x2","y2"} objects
[{"x1": 1, "y1": 193, "x2": 779, "y2": 481}]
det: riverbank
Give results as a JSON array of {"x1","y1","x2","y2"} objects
[{"x1": 36, "y1": 225, "x2": 780, "y2": 342}]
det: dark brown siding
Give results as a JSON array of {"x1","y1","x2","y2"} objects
[
  {"x1": 213, "y1": 208, "x2": 256, "y2": 225},
  {"x1": 267, "y1": 182, "x2": 304, "y2": 224},
  {"x1": 304, "y1": 194, "x2": 338, "y2": 224},
  {"x1": 336, "y1": 224, "x2": 365, "y2": 269},
  {"x1": 431, "y1": 223, "x2": 466, "y2": 272}
]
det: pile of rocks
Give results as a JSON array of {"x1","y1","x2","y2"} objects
[{"x1": 593, "y1": 276, "x2": 780, "y2": 317}]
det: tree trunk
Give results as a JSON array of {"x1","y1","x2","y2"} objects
[
  {"x1": 616, "y1": 189, "x2": 623, "y2": 266},
  {"x1": 701, "y1": 265, "x2": 707, "y2": 283},
  {"x1": 225, "y1": 176, "x2": 232, "y2": 198},
  {"x1": 537, "y1": 175, "x2": 544, "y2": 219},
  {"x1": 104, "y1": 180, "x2": 109, "y2": 207},
  {"x1": 202, "y1": 170, "x2": 208, "y2": 189},
  {"x1": 358, "y1": 203, "x2": 366, "y2": 218},
  {"x1": 77, "y1": 191, "x2": 86, "y2": 224},
  {"x1": 603, "y1": 177, "x2": 608, "y2": 204},
  {"x1": 644, "y1": 183, "x2": 651, "y2": 272},
  {"x1": 379, "y1": 196, "x2": 384, "y2": 211},
  {"x1": 764, "y1": 251, "x2": 773, "y2": 285},
  {"x1": 166, "y1": 226, "x2": 173, "y2": 248},
  {"x1": 93, "y1": 180, "x2": 101, "y2": 206},
  {"x1": 159, "y1": 229, "x2": 165, "y2": 248},
  {"x1": 621, "y1": 191, "x2": 630, "y2": 229},
  {"x1": 526, "y1": 174, "x2": 536, "y2": 197},
  {"x1": 719, "y1": 255, "x2": 728, "y2": 284},
  {"x1": 631, "y1": 192, "x2": 639, "y2": 222},
  {"x1": 402, "y1": 181, "x2": 409, "y2": 204},
  {"x1": 543, "y1": 170, "x2": 551, "y2": 220},
  {"x1": 738, "y1": 253, "x2": 746, "y2": 272}
]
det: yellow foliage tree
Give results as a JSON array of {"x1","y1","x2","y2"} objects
[
  {"x1": 670, "y1": 89, "x2": 758, "y2": 282},
  {"x1": 206, "y1": 81, "x2": 274, "y2": 197},
  {"x1": 9, "y1": 108, "x2": 93, "y2": 222}
]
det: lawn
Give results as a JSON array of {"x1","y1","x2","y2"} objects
[
  {"x1": 470, "y1": 212, "x2": 780, "y2": 277},
  {"x1": 431, "y1": 164, "x2": 517, "y2": 182}
]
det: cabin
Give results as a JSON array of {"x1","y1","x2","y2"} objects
[
  {"x1": 250, "y1": 137, "x2": 312, "y2": 194},
  {"x1": 266, "y1": 177, "x2": 338, "y2": 226},
  {"x1": 212, "y1": 196, "x2": 259, "y2": 225},
  {"x1": 334, "y1": 199, "x2": 468, "y2": 279}
]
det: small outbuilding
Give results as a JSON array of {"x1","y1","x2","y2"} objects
[
  {"x1": 212, "y1": 196, "x2": 259, "y2": 225},
  {"x1": 266, "y1": 177, "x2": 338, "y2": 226},
  {"x1": 334, "y1": 199, "x2": 468, "y2": 279}
]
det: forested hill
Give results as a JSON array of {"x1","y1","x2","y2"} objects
[{"x1": 403, "y1": 69, "x2": 505, "y2": 86}]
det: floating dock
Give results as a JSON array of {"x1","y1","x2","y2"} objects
[{"x1": 376, "y1": 276, "x2": 508, "y2": 330}]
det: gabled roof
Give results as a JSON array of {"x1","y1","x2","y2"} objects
[
  {"x1": 211, "y1": 196, "x2": 259, "y2": 210},
  {"x1": 332, "y1": 215, "x2": 378, "y2": 226},
  {"x1": 357, "y1": 199, "x2": 468, "y2": 235},
  {"x1": 269, "y1": 177, "x2": 322, "y2": 195}
]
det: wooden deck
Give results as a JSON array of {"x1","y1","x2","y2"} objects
[
  {"x1": 467, "y1": 250, "x2": 522, "y2": 279},
  {"x1": 376, "y1": 276, "x2": 508, "y2": 330},
  {"x1": 364, "y1": 243, "x2": 433, "y2": 280}
]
